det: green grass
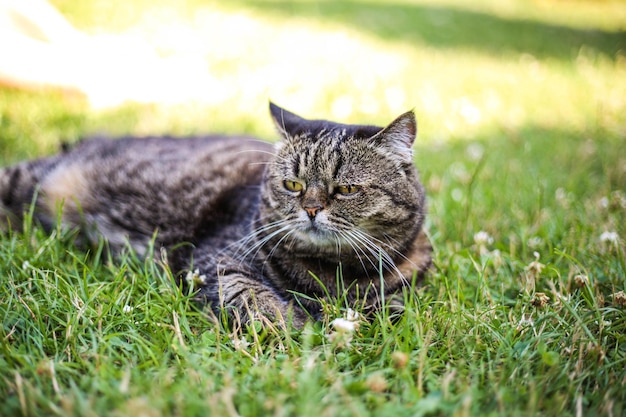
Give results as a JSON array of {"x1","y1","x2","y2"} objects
[{"x1": 1, "y1": 0, "x2": 625, "y2": 416}]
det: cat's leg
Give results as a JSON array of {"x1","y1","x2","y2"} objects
[
  {"x1": 219, "y1": 274, "x2": 308, "y2": 329},
  {"x1": 192, "y1": 264, "x2": 309, "y2": 329}
]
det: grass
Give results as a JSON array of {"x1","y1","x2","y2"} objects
[{"x1": 1, "y1": 0, "x2": 625, "y2": 416}]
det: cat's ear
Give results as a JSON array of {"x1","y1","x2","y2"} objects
[
  {"x1": 370, "y1": 110, "x2": 417, "y2": 161},
  {"x1": 269, "y1": 102, "x2": 308, "y2": 140}
]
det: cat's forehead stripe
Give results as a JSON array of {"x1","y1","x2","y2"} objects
[
  {"x1": 293, "y1": 153, "x2": 301, "y2": 177},
  {"x1": 302, "y1": 139, "x2": 343, "y2": 181}
]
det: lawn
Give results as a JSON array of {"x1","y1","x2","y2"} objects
[{"x1": 1, "y1": 0, "x2": 625, "y2": 416}]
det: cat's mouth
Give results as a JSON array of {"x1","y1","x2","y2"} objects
[{"x1": 295, "y1": 222, "x2": 336, "y2": 247}]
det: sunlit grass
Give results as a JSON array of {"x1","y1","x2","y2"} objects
[
  {"x1": 3, "y1": 0, "x2": 623, "y2": 151},
  {"x1": 1, "y1": 0, "x2": 625, "y2": 416}
]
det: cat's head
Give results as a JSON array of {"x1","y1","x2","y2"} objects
[{"x1": 260, "y1": 103, "x2": 426, "y2": 266}]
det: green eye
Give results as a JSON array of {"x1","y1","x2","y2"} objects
[
  {"x1": 336, "y1": 185, "x2": 360, "y2": 195},
  {"x1": 284, "y1": 180, "x2": 304, "y2": 193}
]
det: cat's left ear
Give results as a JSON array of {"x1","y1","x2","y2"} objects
[
  {"x1": 370, "y1": 111, "x2": 417, "y2": 161},
  {"x1": 269, "y1": 102, "x2": 307, "y2": 140}
]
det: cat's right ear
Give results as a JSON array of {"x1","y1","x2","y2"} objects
[
  {"x1": 370, "y1": 110, "x2": 417, "y2": 162},
  {"x1": 269, "y1": 102, "x2": 308, "y2": 140}
]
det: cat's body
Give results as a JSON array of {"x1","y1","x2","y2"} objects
[{"x1": 0, "y1": 103, "x2": 432, "y2": 327}]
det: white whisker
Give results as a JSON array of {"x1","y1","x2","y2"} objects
[
  {"x1": 228, "y1": 218, "x2": 290, "y2": 260},
  {"x1": 348, "y1": 229, "x2": 408, "y2": 285},
  {"x1": 337, "y1": 229, "x2": 377, "y2": 274},
  {"x1": 266, "y1": 229, "x2": 296, "y2": 260},
  {"x1": 236, "y1": 223, "x2": 293, "y2": 263}
]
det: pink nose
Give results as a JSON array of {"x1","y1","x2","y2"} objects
[{"x1": 304, "y1": 205, "x2": 323, "y2": 218}]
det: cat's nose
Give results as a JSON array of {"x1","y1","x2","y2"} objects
[{"x1": 304, "y1": 205, "x2": 323, "y2": 219}]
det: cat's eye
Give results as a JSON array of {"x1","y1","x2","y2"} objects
[
  {"x1": 335, "y1": 185, "x2": 360, "y2": 195},
  {"x1": 284, "y1": 180, "x2": 304, "y2": 193}
]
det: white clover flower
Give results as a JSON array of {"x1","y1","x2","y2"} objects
[
  {"x1": 598, "y1": 192, "x2": 626, "y2": 210},
  {"x1": 185, "y1": 268, "x2": 207, "y2": 287},
  {"x1": 474, "y1": 231, "x2": 494, "y2": 246},
  {"x1": 331, "y1": 318, "x2": 358, "y2": 334},
  {"x1": 599, "y1": 231, "x2": 619, "y2": 244},
  {"x1": 523, "y1": 252, "x2": 545, "y2": 293},
  {"x1": 526, "y1": 251, "x2": 545, "y2": 275},
  {"x1": 328, "y1": 310, "x2": 362, "y2": 347},
  {"x1": 231, "y1": 336, "x2": 250, "y2": 351},
  {"x1": 612, "y1": 291, "x2": 626, "y2": 307},
  {"x1": 531, "y1": 292, "x2": 550, "y2": 308},
  {"x1": 122, "y1": 305, "x2": 134, "y2": 313},
  {"x1": 345, "y1": 308, "x2": 361, "y2": 322},
  {"x1": 365, "y1": 372, "x2": 389, "y2": 393},
  {"x1": 574, "y1": 274, "x2": 589, "y2": 288}
]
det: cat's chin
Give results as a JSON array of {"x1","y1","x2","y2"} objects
[{"x1": 292, "y1": 225, "x2": 339, "y2": 253}]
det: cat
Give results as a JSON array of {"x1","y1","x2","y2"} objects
[{"x1": 0, "y1": 103, "x2": 432, "y2": 328}]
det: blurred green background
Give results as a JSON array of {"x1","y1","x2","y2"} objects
[{"x1": 1, "y1": 0, "x2": 624, "y2": 160}]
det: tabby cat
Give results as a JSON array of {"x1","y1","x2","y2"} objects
[{"x1": 0, "y1": 103, "x2": 432, "y2": 327}]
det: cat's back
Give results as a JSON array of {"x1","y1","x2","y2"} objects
[
  {"x1": 1, "y1": 134, "x2": 274, "y2": 251},
  {"x1": 65, "y1": 134, "x2": 272, "y2": 172},
  {"x1": 44, "y1": 134, "x2": 274, "y2": 204}
]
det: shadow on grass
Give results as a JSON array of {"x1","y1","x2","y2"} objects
[{"x1": 231, "y1": 0, "x2": 625, "y2": 60}]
